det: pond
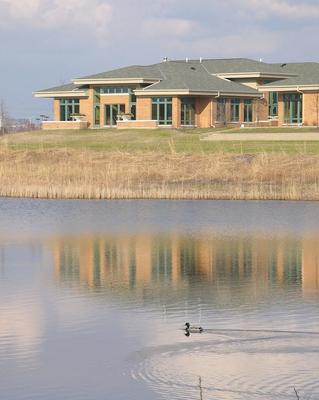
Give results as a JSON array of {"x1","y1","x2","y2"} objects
[{"x1": 1, "y1": 199, "x2": 319, "y2": 400}]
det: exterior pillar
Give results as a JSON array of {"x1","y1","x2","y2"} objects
[
  {"x1": 172, "y1": 97, "x2": 181, "y2": 128},
  {"x1": 195, "y1": 97, "x2": 212, "y2": 128},
  {"x1": 53, "y1": 99, "x2": 60, "y2": 121},
  {"x1": 136, "y1": 97, "x2": 152, "y2": 120},
  {"x1": 278, "y1": 93, "x2": 285, "y2": 126}
]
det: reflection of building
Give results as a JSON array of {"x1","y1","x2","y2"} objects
[
  {"x1": 302, "y1": 238, "x2": 319, "y2": 293},
  {"x1": 52, "y1": 234, "x2": 319, "y2": 297}
]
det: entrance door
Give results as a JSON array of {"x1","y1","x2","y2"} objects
[
  {"x1": 284, "y1": 94, "x2": 302, "y2": 124},
  {"x1": 105, "y1": 104, "x2": 125, "y2": 126}
]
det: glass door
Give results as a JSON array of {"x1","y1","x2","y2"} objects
[
  {"x1": 105, "y1": 104, "x2": 125, "y2": 126},
  {"x1": 284, "y1": 94, "x2": 302, "y2": 124},
  {"x1": 181, "y1": 98, "x2": 196, "y2": 126}
]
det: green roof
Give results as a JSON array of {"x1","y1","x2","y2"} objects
[
  {"x1": 140, "y1": 61, "x2": 258, "y2": 94},
  {"x1": 262, "y1": 62, "x2": 319, "y2": 87},
  {"x1": 36, "y1": 83, "x2": 87, "y2": 93}
]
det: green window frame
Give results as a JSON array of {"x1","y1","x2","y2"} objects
[
  {"x1": 152, "y1": 97, "x2": 172, "y2": 125},
  {"x1": 244, "y1": 99, "x2": 253, "y2": 122},
  {"x1": 283, "y1": 94, "x2": 303, "y2": 124},
  {"x1": 230, "y1": 98, "x2": 240, "y2": 122},
  {"x1": 216, "y1": 97, "x2": 226, "y2": 122},
  {"x1": 181, "y1": 97, "x2": 195, "y2": 126},
  {"x1": 269, "y1": 92, "x2": 278, "y2": 117},
  {"x1": 100, "y1": 87, "x2": 131, "y2": 94},
  {"x1": 93, "y1": 88, "x2": 101, "y2": 127},
  {"x1": 60, "y1": 99, "x2": 80, "y2": 121},
  {"x1": 105, "y1": 104, "x2": 125, "y2": 126}
]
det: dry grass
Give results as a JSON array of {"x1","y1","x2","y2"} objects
[{"x1": 1, "y1": 148, "x2": 319, "y2": 200}]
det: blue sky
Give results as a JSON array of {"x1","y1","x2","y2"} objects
[{"x1": 0, "y1": 0, "x2": 319, "y2": 119}]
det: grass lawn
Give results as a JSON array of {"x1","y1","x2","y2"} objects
[{"x1": 1, "y1": 127, "x2": 319, "y2": 154}]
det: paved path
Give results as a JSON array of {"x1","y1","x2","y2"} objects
[{"x1": 203, "y1": 132, "x2": 319, "y2": 141}]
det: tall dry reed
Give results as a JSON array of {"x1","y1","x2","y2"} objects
[{"x1": 0, "y1": 148, "x2": 319, "y2": 200}]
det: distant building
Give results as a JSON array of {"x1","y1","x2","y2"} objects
[{"x1": 33, "y1": 58, "x2": 319, "y2": 130}]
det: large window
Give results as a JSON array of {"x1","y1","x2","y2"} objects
[
  {"x1": 269, "y1": 92, "x2": 278, "y2": 117},
  {"x1": 181, "y1": 97, "x2": 195, "y2": 126},
  {"x1": 152, "y1": 97, "x2": 172, "y2": 125},
  {"x1": 284, "y1": 94, "x2": 302, "y2": 124},
  {"x1": 216, "y1": 98, "x2": 226, "y2": 122},
  {"x1": 244, "y1": 99, "x2": 253, "y2": 122},
  {"x1": 60, "y1": 99, "x2": 80, "y2": 121},
  {"x1": 105, "y1": 104, "x2": 125, "y2": 126},
  {"x1": 230, "y1": 98, "x2": 240, "y2": 122}
]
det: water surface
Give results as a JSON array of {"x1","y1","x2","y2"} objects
[{"x1": 1, "y1": 199, "x2": 319, "y2": 400}]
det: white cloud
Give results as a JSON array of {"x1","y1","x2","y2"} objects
[
  {"x1": 0, "y1": 0, "x2": 113, "y2": 38},
  {"x1": 143, "y1": 18, "x2": 197, "y2": 38},
  {"x1": 242, "y1": 0, "x2": 319, "y2": 19}
]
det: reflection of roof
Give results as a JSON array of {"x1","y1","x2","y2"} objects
[{"x1": 262, "y1": 62, "x2": 319, "y2": 87}]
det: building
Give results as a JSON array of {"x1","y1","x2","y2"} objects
[{"x1": 33, "y1": 58, "x2": 319, "y2": 130}]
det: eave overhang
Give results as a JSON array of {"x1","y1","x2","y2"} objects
[
  {"x1": 72, "y1": 78, "x2": 160, "y2": 85},
  {"x1": 260, "y1": 85, "x2": 319, "y2": 92},
  {"x1": 33, "y1": 91, "x2": 88, "y2": 99},
  {"x1": 134, "y1": 89, "x2": 261, "y2": 97},
  {"x1": 214, "y1": 72, "x2": 297, "y2": 80}
]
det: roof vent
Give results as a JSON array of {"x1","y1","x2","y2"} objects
[
  {"x1": 199, "y1": 57, "x2": 203, "y2": 63},
  {"x1": 191, "y1": 66, "x2": 196, "y2": 71},
  {"x1": 259, "y1": 58, "x2": 263, "y2": 63},
  {"x1": 186, "y1": 57, "x2": 189, "y2": 63},
  {"x1": 163, "y1": 57, "x2": 168, "y2": 62},
  {"x1": 280, "y1": 63, "x2": 287, "y2": 68}
]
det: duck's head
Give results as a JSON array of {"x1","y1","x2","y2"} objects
[{"x1": 185, "y1": 322, "x2": 190, "y2": 329}]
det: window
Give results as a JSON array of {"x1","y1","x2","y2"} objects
[
  {"x1": 269, "y1": 92, "x2": 278, "y2": 117},
  {"x1": 60, "y1": 99, "x2": 80, "y2": 121},
  {"x1": 284, "y1": 94, "x2": 302, "y2": 124},
  {"x1": 230, "y1": 98, "x2": 240, "y2": 122},
  {"x1": 152, "y1": 97, "x2": 172, "y2": 125},
  {"x1": 244, "y1": 99, "x2": 253, "y2": 122},
  {"x1": 93, "y1": 88, "x2": 101, "y2": 126},
  {"x1": 181, "y1": 97, "x2": 195, "y2": 126},
  {"x1": 216, "y1": 98, "x2": 226, "y2": 122},
  {"x1": 105, "y1": 104, "x2": 125, "y2": 126},
  {"x1": 100, "y1": 87, "x2": 130, "y2": 94}
]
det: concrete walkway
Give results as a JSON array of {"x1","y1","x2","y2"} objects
[{"x1": 203, "y1": 132, "x2": 319, "y2": 141}]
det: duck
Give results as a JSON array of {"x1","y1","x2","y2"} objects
[{"x1": 185, "y1": 322, "x2": 204, "y2": 333}]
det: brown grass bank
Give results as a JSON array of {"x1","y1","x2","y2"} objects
[{"x1": 1, "y1": 149, "x2": 319, "y2": 200}]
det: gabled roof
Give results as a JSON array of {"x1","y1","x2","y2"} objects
[
  {"x1": 75, "y1": 65, "x2": 163, "y2": 81},
  {"x1": 261, "y1": 62, "x2": 319, "y2": 88},
  {"x1": 138, "y1": 61, "x2": 259, "y2": 95},
  {"x1": 201, "y1": 58, "x2": 295, "y2": 76}
]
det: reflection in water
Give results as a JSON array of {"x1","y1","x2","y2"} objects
[
  {"x1": 1, "y1": 200, "x2": 319, "y2": 400},
  {"x1": 52, "y1": 234, "x2": 319, "y2": 297}
]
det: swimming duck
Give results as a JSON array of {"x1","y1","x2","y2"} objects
[{"x1": 185, "y1": 322, "x2": 203, "y2": 333}]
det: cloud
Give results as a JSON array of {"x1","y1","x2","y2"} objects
[
  {"x1": 0, "y1": 0, "x2": 113, "y2": 37},
  {"x1": 241, "y1": 0, "x2": 319, "y2": 19},
  {"x1": 143, "y1": 18, "x2": 197, "y2": 38}
]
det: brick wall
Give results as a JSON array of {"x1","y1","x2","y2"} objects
[
  {"x1": 196, "y1": 97, "x2": 212, "y2": 128},
  {"x1": 53, "y1": 99, "x2": 60, "y2": 120},
  {"x1": 303, "y1": 92, "x2": 319, "y2": 126},
  {"x1": 172, "y1": 97, "x2": 181, "y2": 128},
  {"x1": 100, "y1": 94, "x2": 130, "y2": 126},
  {"x1": 42, "y1": 121, "x2": 89, "y2": 130},
  {"x1": 136, "y1": 97, "x2": 152, "y2": 120}
]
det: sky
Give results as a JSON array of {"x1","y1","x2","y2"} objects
[{"x1": 0, "y1": 0, "x2": 319, "y2": 119}]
